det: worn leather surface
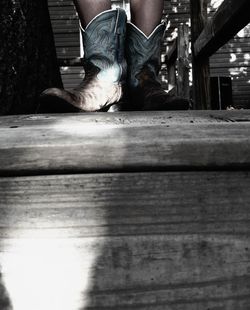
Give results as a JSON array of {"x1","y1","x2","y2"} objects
[
  {"x1": 126, "y1": 22, "x2": 165, "y2": 90},
  {"x1": 39, "y1": 9, "x2": 127, "y2": 112},
  {"x1": 82, "y1": 8, "x2": 127, "y2": 84},
  {"x1": 125, "y1": 22, "x2": 189, "y2": 111}
]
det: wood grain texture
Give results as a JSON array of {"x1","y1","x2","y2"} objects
[
  {"x1": 166, "y1": 39, "x2": 177, "y2": 64},
  {"x1": 194, "y1": 0, "x2": 250, "y2": 58},
  {"x1": 0, "y1": 171, "x2": 250, "y2": 309},
  {"x1": 1, "y1": 111, "x2": 250, "y2": 175},
  {"x1": 164, "y1": 0, "x2": 250, "y2": 109},
  {"x1": 190, "y1": 0, "x2": 211, "y2": 109},
  {"x1": 1, "y1": 171, "x2": 250, "y2": 235},
  {"x1": 177, "y1": 24, "x2": 190, "y2": 99}
]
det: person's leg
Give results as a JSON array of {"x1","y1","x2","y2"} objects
[
  {"x1": 73, "y1": 0, "x2": 111, "y2": 28},
  {"x1": 130, "y1": 0, "x2": 164, "y2": 36}
]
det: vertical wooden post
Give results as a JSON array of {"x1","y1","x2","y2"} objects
[
  {"x1": 166, "y1": 39, "x2": 177, "y2": 95},
  {"x1": 177, "y1": 24, "x2": 190, "y2": 100},
  {"x1": 168, "y1": 62, "x2": 177, "y2": 94},
  {"x1": 190, "y1": 0, "x2": 211, "y2": 109}
]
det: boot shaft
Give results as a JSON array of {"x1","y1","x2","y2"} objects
[
  {"x1": 126, "y1": 22, "x2": 166, "y2": 89},
  {"x1": 80, "y1": 8, "x2": 127, "y2": 83}
]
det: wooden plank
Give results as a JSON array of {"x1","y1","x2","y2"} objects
[
  {"x1": 49, "y1": 0, "x2": 74, "y2": 5},
  {"x1": 194, "y1": 0, "x2": 250, "y2": 58},
  {"x1": 210, "y1": 61, "x2": 250, "y2": 69},
  {"x1": 177, "y1": 24, "x2": 190, "y2": 99},
  {"x1": 166, "y1": 39, "x2": 177, "y2": 64},
  {"x1": 59, "y1": 58, "x2": 82, "y2": 66},
  {"x1": 56, "y1": 48, "x2": 80, "y2": 58},
  {"x1": 166, "y1": 25, "x2": 190, "y2": 98},
  {"x1": 164, "y1": 0, "x2": 250, "y2": 108},
  {"x1": 1, "y1": 111, "x2": 250, "y2": 175},
  {"x1": 190, "y1": 0, "x2": 211, "y2": 109},
  {"x1": 167, "y1": 63, "x2": 177, "y2": 93},
  {"x1": 5, "y1": 110, "x2": 248, "y2": 127},
  {"x1": 0, "y1": 171, "x2": 250, "y2": 309},
  {"x1": 1, "y1": 171, "x2": 250, "y2": 235}
]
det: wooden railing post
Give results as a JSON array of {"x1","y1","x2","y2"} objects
[
  {"x1": 177, "y1": 24, "x2": 190, "y2": 100},
  {"x1": 166, "y1": 39, "x2": 177, "y2": 95},
  {"x1": 190, "y1": 0, "x2": 211, "y2": 109},
  {"x1": 168, "y1": 63, "x2": 177, "y2": 95}
]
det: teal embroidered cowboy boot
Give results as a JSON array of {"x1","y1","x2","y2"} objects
[
  {"x1": 39, "y1": 8, "x2": 127, "y2": 112},
  {"x1": 125, "y1": 22, "x2": 190, "y2": 111}
]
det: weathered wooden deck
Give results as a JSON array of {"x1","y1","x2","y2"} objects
[{"x1": 0, "y1": 110, "x2": 250, "y2": 309}]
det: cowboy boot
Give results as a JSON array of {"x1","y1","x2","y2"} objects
[
  {"x1": 125, "y1": 22, "x2": 190, "y2": 111},
  {"x1": 39, "y1": 8, "x2": 127, "y2": 113}
]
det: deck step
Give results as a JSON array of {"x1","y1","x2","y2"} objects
[
  {"x1": 1, "y1": 110, "x2": 250, "y2": 176},
  {"x1": 1, "y1": 111, "x2": 250, "y2": 309}
]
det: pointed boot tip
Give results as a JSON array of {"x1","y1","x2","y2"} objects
[
  {"x1": 38, "y1": 88, "x2": 80, "y2": 113},
  {"x1": 40, "y1": 88, "x2": 64, "y2": 98}
]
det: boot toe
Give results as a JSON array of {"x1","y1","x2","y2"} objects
[{"x1": 38, "y1": 88, "x2": 80, "y2": 113}]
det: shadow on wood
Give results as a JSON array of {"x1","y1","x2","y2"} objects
[
  {"x1": 1, "y1": 171, "x2": 250, "y2": 309},
  {"x1": 1, "y1": 111, "x2": 250, "y2": 309}
]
